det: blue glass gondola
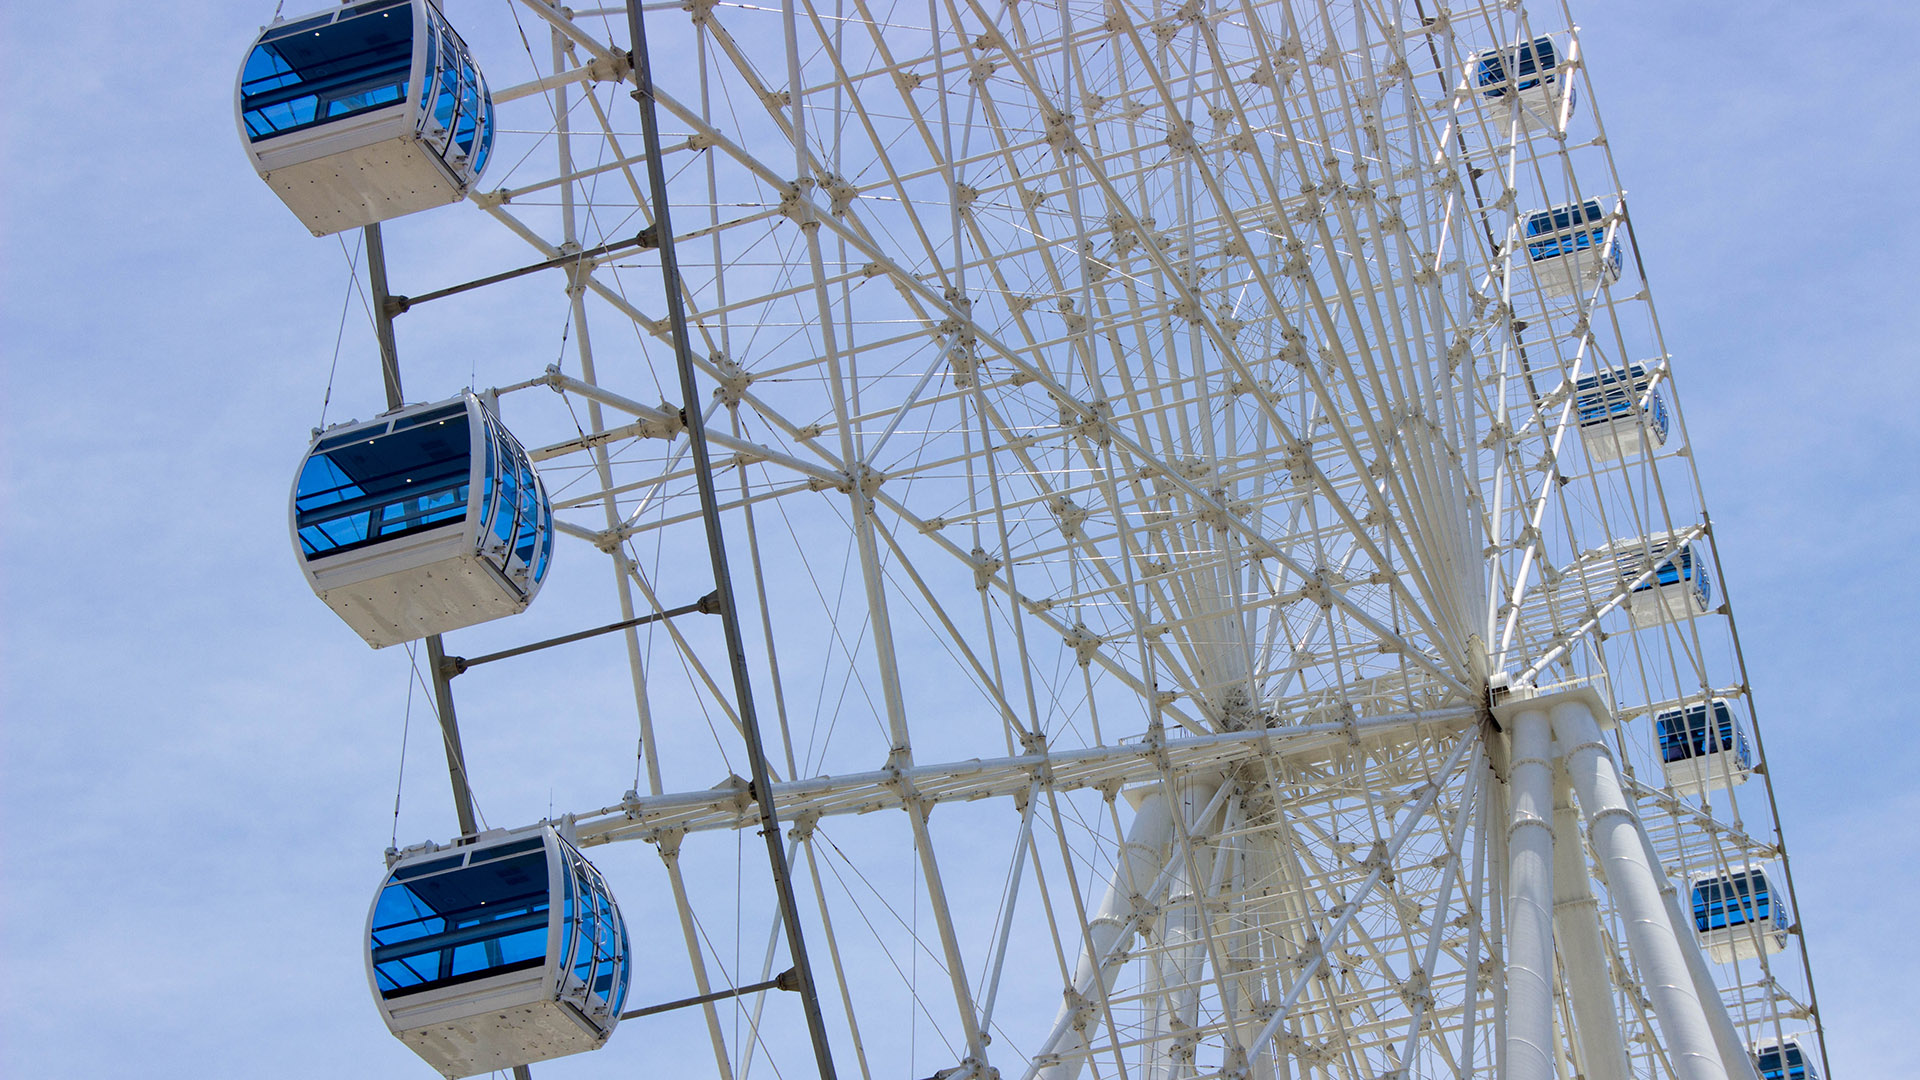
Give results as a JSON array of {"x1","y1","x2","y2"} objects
[
  {"x1": 292, "y1": 392, "x2": 553, "y2": 647},
  {"x1": 236, "y1": 0, "x2": 495, "y2": 236},
  {"x1": 369, "y1": 825, "x2": 631, "y2": 1077},
  {"x1": 1469, "y1": 35, "x2": 1576, "y2": 132},
  {"x1": 1574, "y1": 363, "x2": 1670, "y2": 462},
  {"x1": 1690, "y1": 864, "x2": 1789, "y2": 963},
  {"x1": 1523, "y1": 198, "x2": 1622, "y2": 299},
  {"x1": 1606, "y1": 535, "x2": 1711, "y2": 629},
  {"x1": 1653, "y1": 697, "x2": 1753, "y2": 796},
  {"x1": 1756, "y1": 1039, "x2": 1820, "y2": 1080}
]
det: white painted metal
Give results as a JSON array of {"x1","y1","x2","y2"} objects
[
  {"x1": 237, "y1": 2, "x2": 490, "y2": 235},
  {"x1": 291, "y1": 393, "x2": 548, "y2": 647},
  {"x1": 290, "y1": 1, "x2": 1831, "y2": 1078},
  {"x1": 1505, "y1": 706, "x2": 1556, "y2": 1080},
  {"x1": 1036, "y1": 779, "x2": 1225, "y2": 1080},
  {"x1": 1466, "y1": 35, "x2": 1577, "y2": 136},
  {"x1": 1656, "y1": 700, "x2": 1754, "y2": 797},
  {"x1": 369, "y1": 825, "x2": 625, "y2": 1078},
  {"x1": 1636, "y1": 820, "x2": 1765, "y2": 1080},
  {"x1": 1575, "y1": 365, "x2": 1672, "y2": 463},
  {"x1": 1597, "y1": 537, "x2": 1714, "y2": 630},
  {"x1": 1692, "y1": 865, "x2": 1792, "y2": 964},
  {"x1": 1551, "y1": 771, "x2": 1629, "y2": 1080},
  {"x1": 1549, "y1": 694, "x2": 1729, "y2": 1080}
]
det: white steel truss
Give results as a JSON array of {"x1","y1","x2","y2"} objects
[{"x1": 321, "y1": 1, "x2": 1828, "y2": 1078}]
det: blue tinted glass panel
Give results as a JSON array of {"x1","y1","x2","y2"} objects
[
  {"x1": 1691, "y1": 870, "x2": 1771, "y2": 932},
  {"x1": 534, "y1": 503, "x2": 554, "y2": 583},
  {"x1": 240, "y1": 6, "x2": 414, "y2": 141},
  {"x1": 473, "y1": 96, "x2": 495, "y2": 175},
  {"x1": 392, "y1": 402, "x2": 464, "y2": 430},
  {"x1": 296, "y1": 413, "x2": 471, "y2": 559},
  {"x1": 557, "y1": 842, "x2": 628, "y2": 1014},
  {"x1": 393, "y1": 853, "x2": 464, "y2": 880},
  {"x1": 468, "y1": 837, "x2": 545, "y2": 864},
  {"x1": 454, "y1": 76, "x2": 480, "y2": 155},
  {"x1": 1573, "y1": 365, "x2": 1652, "y2": 427},
  {"x1": 1656, "y1": 702, "x2": 1741, "y2": 763},
  {"x1": 513, "y1": 459, "x2": 541, "y2": 568},
  {"x1": 262, "y1": 13, "x2": 336, "y2": 42},
  {"x1": 1475, "y1": 52, "x2": 1508, "y2": 94},
  {"x1": 491, "y1": 462, "x2": 520, "y2": 546},
  {"x1": 371, "y1": 850, "x2": 550, "y2": 997}
]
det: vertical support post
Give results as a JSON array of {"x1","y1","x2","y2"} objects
[
  {"x1": 621, "y1": 8, "x2": 839, "y2": 1080},
  {"x1": 1552, "y1": 768, "x2": 1629, "y2": 1080},
  {"x1": 1550, "y1": 698, "x2": 1728, "y2": 1080},
  {"x1": 1633, "y1": 818, "x2": 1762, "y2": 1080},
  {"x1": 424, "y1": 634, "x2": 478, "y2": 837},
  {"x1": 1505, "y1": 706, "x2": 1557, "y2": 1080},
  {"x1": 363, "y1": 223, "x2": 406, "y2": 410},
  {"x1": 362, "y1": 223, "x2": 480, "y2": 841}
]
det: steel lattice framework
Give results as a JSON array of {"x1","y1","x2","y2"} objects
[{"x1": 322, "y1": 1, "x2": 1828, "y2": 1078}]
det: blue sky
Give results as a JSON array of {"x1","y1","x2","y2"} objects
[{"x1": 3, "y1": 0, "x2": 1916, "y2": 1076}]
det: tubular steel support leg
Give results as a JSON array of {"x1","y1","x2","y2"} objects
[
  {"x1": 1552, "y1": 768, "x2": 1628, "y2": 1080},
  {"x1": 1550, "y1": 699, "x2": 1727, "y2": 1080},
  {"x1": 1504, "y1": 706, "x2": 1556, "y2": 1080},
  {"x1": 623, "y1": 5, "x2": 839, "y2": 1080},
  {"x1": 1633, "y1": 816, "x2": 1762, "y2": 1080}
]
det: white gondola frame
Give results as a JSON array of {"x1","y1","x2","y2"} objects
[
  {"x1": 1576, "y1": 362, "x2": 1674, "y2": 463},
  {"x1": 1691, "y1": 863, "x2": 1791, "y2": 964},
  {"x1": 235, "y1": 0, "x2": 491, "y2": 235},
  {"x1": 291, "y1": 391, "x2": 551, "y2": 648},
  {"x1": 1467, "y1": 34, "x2": 1578, "y2": 135},
  {"x1": 367, "y1": 824, "x2": 628, "y2": 1078},
  {"x1": 1652, "y1": 697, "x2": 1754, "y2": 797},
  {"x1": 1599, "y1": 534, "x2": 1713, "y2": 630},
  {"x1": 1523, "y1": 197, "x2": 1624, "y2": 300}
]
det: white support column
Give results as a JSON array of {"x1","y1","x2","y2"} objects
[
  {"x1": 1505, "y1": 706, "x2": 1558, "y2": 1080},
  {"x1": 1549, "y1": 697, "x2": 1728, "y2": 1080},
  {"x1": 1552, "y1": 769, "x2": 1630, "y2": 1080},
  {"x1": 1037, "y1": 780, "x2": 1221, "y2": 1080},
  {"x1": 1634, "y1": 818, "x2": 1763, "y2": 1080}
]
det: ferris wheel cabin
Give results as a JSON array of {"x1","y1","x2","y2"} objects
[
  {"x1": 1654, "y1": 698, "x2": 1753, "y2": 796},
  {"x1": 292, "y1": 392, "x2": 553, "y2": 647},
  {"x1": 236, "y1": 0, "x2": 495, "y2": 236},
  {"x1": 369, "y1": 825, "x2": 631, "y2": 1078},
  {"x1": 1606, "y1": 535, "x2": 1712, "y2": 629},
  {"x1": 1524, "y1": 198, "x2": 1623, "y2": 299},
  {"x1": 1470, "y1": 35, "x2": 1575, "y2": 133},
  {"x1": 1756, "y1": 1039, "x2": 1820, "y2": 1080},
  {"x1": 1574, "y1": 363, "x2": 1670, "y2": 462},
  {"x1": 1690, "y1": 864, "x2": 1790, "y2": 963}
]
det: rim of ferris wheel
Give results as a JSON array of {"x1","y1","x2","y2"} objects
[
  {"x1": 1573, "y1": 362, "x2": 1673, "y2": 463},
  {"x1": 1523, "y1": 198, "x2": 1626, "y2": 299},
  {"x1": 1598, "y1": 534, "x2": 1714, "y2": 629},
  {"x1": 368, "y1": 823, "x2": 631, "y2": 1078},
  {"x1": 1469, "y1": 34, "x2": 1578, "y2": 133},
  {"x1": 252, "y1": 0, "x2": 1834, "y2": 1075},
  {"x1": 1755, "y1": 1037, "x2": 1820, "y2": 1080},
  {"x1": 291, "y1": 391, "x2": 553, "y2": 648},
  {"x1": 236, "y1": 0, "x2": 494, "y2": 236},
  {"x1": 1690, "y1": 864, "x2": 1792, "y2": 964},
  {"x1": 1653, "y1": 698, "x2": 1756, "y2": 797}
]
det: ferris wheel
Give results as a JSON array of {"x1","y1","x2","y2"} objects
[{"x1": 239, "y1": 1, "x2": 1828, "y2": 1079}]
